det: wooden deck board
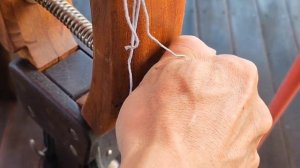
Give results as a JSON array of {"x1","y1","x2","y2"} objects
[
  {"x1": 255, "y1": 0, "x2": 300, "y2": 167},
  {"x1": 282, "y1": 93, "x2": 300, "y2": 167},
  {"x1": 256, "y1": 0, "x2": 297, "y2": 87},
  {"x1": 286, "y1": 0, "x2": 300, "y2": 49},
  {"x1": 280, "y1": 3, "x2": 300, "y2": 164},
  {"x1": 225, "y1": 1, "x2": 291, "y2": 167},
  {"x1": 0, "y1": 102, "x2": 43, "y2": 168},
  {"x1": 196, "y1": 0, "x2": 233, "y2": 54},
  {"x1": 0, "y1": 102, "x2": 12, "y2": 146},
  {"x1": 182, "y1": 0, "x2": 198, "y2": 36},
  {"x1": 226, "y1": 0, "x2": 273, "y2": 102}
]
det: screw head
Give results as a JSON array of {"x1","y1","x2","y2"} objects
[
  {"x1": 69, "y1": 145, "x2": 78, "y2": 156},
  {"x1": 107, "y1": 149, "x2": 113, "y2": 156},
  {"x1": 69, "y1": 128, "x2": 79, "y2": 141}
]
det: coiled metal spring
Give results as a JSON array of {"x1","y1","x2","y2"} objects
[{"x1": 33, "y1": 0, "x2": 93, "y2": 50}]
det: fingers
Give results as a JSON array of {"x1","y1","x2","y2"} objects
[
  {"x1": 252, "y1": 96, "x2": 273, "y2": 145},
  {"x1": 160, "y1": 35, "x2": 216, "y2": 61}
]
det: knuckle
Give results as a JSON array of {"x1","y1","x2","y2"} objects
[
  {"x1": 243, "y1": 60, "x2": 259, "y2": 79},
  {"x1": 253, "y1": 152, "x2": 260, "y2": 167},
  {"x1": 261, "y1": 104, "x2": 273, "y2": 134},
  {"x1": 182, "y1": 35, "x2": 201, "y2": 42},
  {"x1": 219, "y1": 55, "x2": 259, "y2": 81}
]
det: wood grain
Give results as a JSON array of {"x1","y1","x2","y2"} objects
[
  {"x1": 83, "y1": 0, "x2": 186, "y2": 134},
  {"x1": 0, "y1": 0, "x2": 78, "y2": 70},
  {"x1": 0, "y1": 10, "x2": 13, "y2": 52}
]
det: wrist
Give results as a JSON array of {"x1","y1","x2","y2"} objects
[{"x1": 120, "y1": 143, "x2": 188, "y2": 168}]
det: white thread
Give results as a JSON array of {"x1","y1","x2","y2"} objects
[
  {"x1": 96, "y1": 146, "x2": 105, "y2": 168},
  {"x1": 123, "y1": 0, "x2": 185, "y2": 93},
  {"x1": 140, "y1": 0, "x2": 186, "y2": 58},
  {"x1": 123, "y1": 0, "x2": 141, "y2": 93}
]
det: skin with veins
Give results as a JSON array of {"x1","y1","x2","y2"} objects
[{"x1": 116, "y1": 36, "x2": 272, "y2": 168}]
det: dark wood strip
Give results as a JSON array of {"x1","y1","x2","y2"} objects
[
  {"x1": 0, "y1": 45, "x2": 14, "y2": 100},
  {"x1": 0, "y1": 102, "x2": 13, "y2": 145},
  {"x1": 182, "y1": 0, "x2": 198, "y2": 36},
  {"x1": 196, "y1": 0, "x2": 233, "y2": 54},
  {"x1": 226, "y1": 1, "x2": 291, "y2": 167},
  {"x1": 256, "y1": 0, "x2": 300, "y2": 167}
]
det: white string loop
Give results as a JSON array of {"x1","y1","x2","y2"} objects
[{"x1": 123, "y1": 0, "x2": 185, "y2": 93}]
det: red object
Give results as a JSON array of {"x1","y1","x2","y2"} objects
[
  {"x1": 260, "y1": 55, "x2": 300, "y2": 145},
  {"x1": 269, "y1": 55, "x2": 300, "y2": 125}
]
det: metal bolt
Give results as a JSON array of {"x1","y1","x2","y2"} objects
[
  {"x1": 69, "y1": 145, "x2": 78, "y2": 156},
  {"x1": 27, "y1": 105, "x2": 36, "y2": 118},
  {"x1": 69, "y1": 128, "x2": 79, "y2": 141},
  {"x1": 108, "y1": 160, "x2": 120, "y2": 168},
  {"x1": 107, "y1": 149, "x2": 113, "y2": 156}
]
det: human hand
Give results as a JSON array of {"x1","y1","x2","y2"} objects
[{"x1": 116, "y1": 36, "x2": 272, "y2": 168}]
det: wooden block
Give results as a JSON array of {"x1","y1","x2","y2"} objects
[
  {"x1": 0, "y1": 9, "x2": 13, "y2": 52},
  {"x1": 0, "y1": 0, "x2": 24, "y2": 52},
  {"x1": 0, "y1": 0, "x2": 78, "y2": 70},
  {"x1": 44, "y1": 50, "x2": 92, "y2": 99},
  {"x1": 77, "y1": 93, "x2": 88, "y2": 108},
  {"x1": 83, "y1": 0, "x2": 186, "y2": 134}
]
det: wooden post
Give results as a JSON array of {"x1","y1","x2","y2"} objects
[
  {"x1": 83, "y1": 0, "x2": 186, "y2": 134},
  {"x1": 0, "y1": 0, "x2": 77, "y2": 70}
]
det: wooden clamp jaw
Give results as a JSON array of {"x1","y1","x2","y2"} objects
[
  {"x1": 83, "y1": 0, "x2": 186, "y2": 134},
  {"x1": 0, "y1": 0, "x2": 77, "y2": 70}
]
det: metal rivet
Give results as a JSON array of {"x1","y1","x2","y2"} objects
[
  {"x1": 69, "y1": 128, "x2": 79, "y2": 141},
  {"x1": 27, "y1": 106, "x2": 36, "y2": 118},
  {"x1": 29, "y1": 139, "x2": 47, "y2": 157},
  {"x1": 69, "y1": 145, "x2": 78, "y2": 156}
]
